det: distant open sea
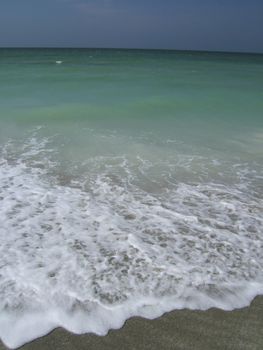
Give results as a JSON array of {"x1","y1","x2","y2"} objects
[{"x1": 0, "y1": 49, "x2": 262, "y2": 348}]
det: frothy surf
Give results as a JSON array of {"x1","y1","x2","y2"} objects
[{"x1": 0, "y1": 130, "x2": 262, "y2": 349}]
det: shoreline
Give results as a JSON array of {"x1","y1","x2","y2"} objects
[{"x1": 1, "y1": 296, "x2": 262, "y2": 350}]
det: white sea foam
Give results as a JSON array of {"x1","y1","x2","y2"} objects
[{"x1": 0, "y1": 130, "x2": 262, "y2": 348}]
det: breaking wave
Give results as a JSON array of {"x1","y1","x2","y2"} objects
[{"x1": 0, "y1": 129, "x2": 262, "y2": 348}]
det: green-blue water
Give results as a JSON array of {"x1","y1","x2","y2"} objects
[
  {"x1": 0, "y1": 49, "x2": 263, "y2": 348},
  {"x1": 1, "y1": 49, "x2": 263, "y2": 158}
]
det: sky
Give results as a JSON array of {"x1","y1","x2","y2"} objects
[{"x1": 0, "y1": 0, "x2": 263, "y2": 52}]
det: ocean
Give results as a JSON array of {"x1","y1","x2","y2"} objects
[{"x1": 0, "y1": 49, "x2": 262, "y2": 348}]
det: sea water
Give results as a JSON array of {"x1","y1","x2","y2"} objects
[{"x1": 0, "y1": 49, "x2": 262, "y2": 348}]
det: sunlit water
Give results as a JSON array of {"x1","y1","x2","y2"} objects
[{"x1": 0, "y1": 49, "x2": 263, "y2": 348}]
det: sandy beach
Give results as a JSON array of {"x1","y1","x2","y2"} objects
[
  {"x1": 1, "y1": 0, "x2": 263, "y2": 346},
  {"x1": 1, "y1": 296, "x2": 262, "y2": 350}
]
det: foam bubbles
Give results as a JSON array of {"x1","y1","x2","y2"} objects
[{"x1": 0, "y1": 130, "x2": 262, "y2": 348}]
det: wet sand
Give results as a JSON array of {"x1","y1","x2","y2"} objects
[{"x1": 1, "y1": 296, "x2": 262, "y2": 350}]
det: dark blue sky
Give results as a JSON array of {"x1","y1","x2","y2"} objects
[{"x1": 0, "y1": 0, "x2": 262, "y2": 52}]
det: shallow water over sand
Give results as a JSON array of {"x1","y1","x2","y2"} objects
[{"x1": 0, "y1": 49, "x2": 262, "y2": 348}]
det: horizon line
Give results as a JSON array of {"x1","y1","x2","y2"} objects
[{"x1": 0, "y1": 47, "x2": 263, "y2": 55}]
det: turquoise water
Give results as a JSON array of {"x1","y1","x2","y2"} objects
[{"x1": 0, "y1": 49, "x2": 263, "y2": 348}]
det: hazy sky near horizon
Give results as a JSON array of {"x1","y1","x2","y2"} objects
[{"x1": 0, "y1": 0, "x2": 262, "y2": 52}]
